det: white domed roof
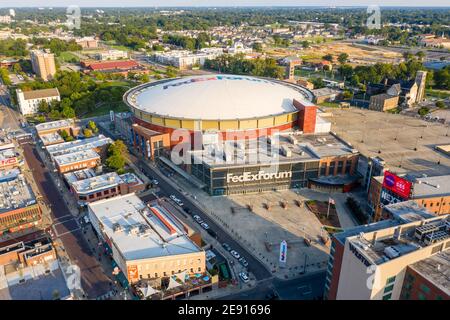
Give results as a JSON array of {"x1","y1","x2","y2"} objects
[{"x1": 126, "y1": 74, "x2": 313, "y2": 120}]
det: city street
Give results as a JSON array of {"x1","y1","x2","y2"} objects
[
  {"x1": 220, "y1": 271, "x2": 326, "y2": 300},
  {"x1": 21, "y1": 142, "x2": 112, "y2": 299}
]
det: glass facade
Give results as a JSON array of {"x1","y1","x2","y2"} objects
[{"x1": 191, "y1": 159, "x2": 320, "y2": 196}]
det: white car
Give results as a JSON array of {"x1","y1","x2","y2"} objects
[
  {"x1": 170, "y1": 195, "x2": 177, "y2": 201},
  {"x1": 230, "y1": 250, "x2": 240, "y2": 259},
  {"x1": 239, "y1": 272, "x2": 250, "y2": 283},
  {"x1": 201, "y1": 223, "x2": 209, "y2": 230}
]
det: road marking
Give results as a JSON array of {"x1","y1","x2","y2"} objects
[{"x1": 56, "y1": 228, "x2": 81, "y2": 238}]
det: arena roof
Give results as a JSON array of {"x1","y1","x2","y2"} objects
[{"x1": 125, "y1": 75, "x2": 314, "y2": 121}]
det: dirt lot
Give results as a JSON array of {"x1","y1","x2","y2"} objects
[{"x1": 266, "y1": 41, "x2": 403, "y2": 66}]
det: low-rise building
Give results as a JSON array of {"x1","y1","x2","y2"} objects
[
  {"x1": 35, "y1": 119, "x2": 74, "y2": 136},
  {"x1": 152, "y1": 49, "x2": 223, "y2": 70},
  {"x1": 0, "y1": 170, "x2": 42, "y2": 236},
  {"x1": 369, "y1": 93, "x2": 399, "y2": 112},
  {"x1": 95, "y1": 50, "x2": 128, "y2": 61},
  {"x1": 46, "y1": 134, "x2": 113, "y2": 160},
  {"x1": 88, "y1": 194, "x2": 206, "y2": 284},
  {"x1": 69, "y1": 172, "x2": 145, "y2": 206},
  {"x1": 53, "y1": 149, "x2": 101, "y2": 174},
  {"x1": 0, "y1": 237, "x2": 71, "y2": 300},
  {"x1": 0, "y1": 148, "x2": 19, "y2": 169},
  {"x1": 311, "y1": 87, "x2": 342, "y2": 104},
  {"x1": 39, "y1": 132, "x2": 64, "y2": 146},
  {"x1": 76, "y1": 37, "x2": 98, "y2": 49},
  {"x1": 16, "y1": 88, "x2": 60, "y2": 116},
  {"x1": 324, "y1": 212, "x2": 449, "y2": 300}
]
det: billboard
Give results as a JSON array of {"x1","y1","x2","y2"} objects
[
  {"x1": 127, "y1": 265, "x2": 139, "y2": 282},
  {"x1": 382, "y1": 171, "x2": 412, "y2": 199},
  {"x1": 279, "y1": 240, "x2": 287, "y2": 266},
  {"x1": 0, "y1": 157, "x2": 18, "y2": 168}
]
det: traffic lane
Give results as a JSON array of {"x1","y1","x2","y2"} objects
[
  {"x1": 273, "y1": 271, "x2": 326, "y2": 300},
  {"x1": 138, "y1": 160, "x2": 272, "y2": 281},
  {"x1": 22, "y1": 143, "x2": 112, "y2": 299}
]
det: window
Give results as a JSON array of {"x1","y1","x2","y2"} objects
[
  {"x1": 420, "y1": 284, "x2": 430, "y2": 294},
  {"x1": 430, "y1": 203, "x2": 433, "y2": 207},
  {"x1": 155, "y1": 273, "x2": 158, "y2": 278},
  {"x1": 89, "y1": 194, "x2": 94, "y2": 199},
  {"x1": 386, "y1": 276, "x2": 396, "y2": 284},
  {"x1": 104, "y1": 189, "x2": 109, "y2": 195},
  {"x1": 96, "y1": 192, "x2": 102, "y2": 197},
  {"x1": 384, "y1": 284, "x2": 394, "y2": 293},
  {"x1": 382, "y1": 293, "x2": 392, "y2": 300},
  {"x1": 198, "y1": 267, "x2": 201, "y2": 272}
]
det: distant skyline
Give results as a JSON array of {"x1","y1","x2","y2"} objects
[{"x1": 0, "y1": 1, "x2": 449, "y2": 8}]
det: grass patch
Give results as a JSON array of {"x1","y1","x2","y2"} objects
[
  {"x1": 319, "y1": 101, "x2": 341, "y2": 108},
  {"x1": 57, "y1": 51, "x2": 80, "y2": 63},
  {"x1": 81, "y1": 101, "x2": 129, "y2": 118},
  {"x1": 425, "y1": 89, "x2": 450, "y2": 99}
]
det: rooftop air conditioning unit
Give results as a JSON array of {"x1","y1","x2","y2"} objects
[{"x1": 384, "y1": 246, "x2": 400, "y2": 259}]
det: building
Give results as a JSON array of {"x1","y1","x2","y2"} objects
[
  {"x1": 124, "y1": 74, "x2": 319, "y2": 145},
  {"x1": 95, "y1": 50, "x2": 128, "y2": 61},
  {"x1": 296, "y1": 78, "x2": 314, "y2": 90},
  {"x1": 87, "y1": 194, "x2": 206, "y2": 284},
  {"x1": 0, "y1": 170, "x2": 42, "y2": 236},
  {"x1": 311, "y1": 87, "x2": 342, "y2": 104},
  {"x1": 151, "y1": 49, "x2": 223, "y2": 70},
  {"x1": 226, "y1": 42, "x2": 253, "y2": 55},
  {"x1": 324, "y1": 211, "x2": 449, "y2": 300},
  {"x1": 131, "y1": 124, "x2": 170, "y2": 161},
  {"x1": 113, "y1": 112, "x2": 134, "y2": 144},
  {"x1": 0, "y1": 237, "x2": 71, "y2": 300},
  {"x1": 16, "y1": 88, "x2": 60, "y2": 116},
  {"x1": 38, "y1": 132, "x2": 64, "y2": 146},
  {"x1": 186, "y1": 132, "x2": 359, "y2": 196},
  {"x1": 76, "y1": 37, "x2": 98, "y2": 49},
  {"x1": 369, "y1": 94, "x2": 399, "y2": 112},
  {"x1": 45, "y1": 134, "x2": 112, "y2": 160},
  {"x1": 0, "y1": 16, "x2": 12, "y2": 24},
  {"x1": 35, "y1": 119, "x2": 74, "y2": 136},
  {"x1": 419, "y1": 36, "x2": 450, "y2": 49},
  {"x1": 0, "y1": 148, "x2": 19, "y2": 170},
  {"x1": 82, "y1": 60, "x2": 147, "y2": 76},
  {"x1": 368, "y1": 171, "x2": 450, "y2": 222},
  {"x1": 53, "y1": 149, "x2": 101, "y2": 174},
  {"x1": 30, "y1": 50, "x2": 56, "y2": 81},
  {"x1": 69, "y1": 171, "x2": 145, "y2": 206}
]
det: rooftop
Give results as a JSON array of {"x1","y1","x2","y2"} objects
[
  {"x1": 18, "y1": 88, "x2": 60, "y2": 101},
  {"x1": 125, "y1": 75, "x2": 314, "y2": 121},
  {"x1": 383, "y1": 201, "x2": 436, "y2": 223},
  {"x1": 0, "y1": 148, "x2": 16, "y2": 161},
  {"x1": 88, "y1": 194, "x2": 202, "y2": 261},
  {"x1": 35, "y1": 119, "x2": 73, "y2": 133},
  {"x1": 324, "y1": 107, "x2": 450, "y2": 176},
  {"x1": 71, "y1": 172, "x2": 123, "y2": 194},
  {"x1": 39, "y1": 132, "x2": 64, "y2": 146},
  {"x1": 63, "y1": 168, "x2": 96, "y2": 184},
  {"x1": 46, "y1": 135, "x2": 112, "y2": 158},
  {"x1": 411, "y1": 175, "x2": 450, "y2": 199},
  {"x1": 188, "y1": 132, "x2": 357, "y2": 168},
  {"x1": 119, "y1": 172, "x2": 144, "y2": 186},
  {"x1": 345, "y1": 215, "x2": 449, "y2": 266},
  {"x1": 0, "y1": 172, "x2": 36, "y2": 214},
  {"x1": 53, "y1": 149, "x2": 100, "y2": 167},
  {"x1": 409, "y1": 250, "x2": 450, "y2": 296}
]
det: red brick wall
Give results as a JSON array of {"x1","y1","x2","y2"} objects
[{"x1": 293, "y1": 99, "x2": 317, "y2": 134}]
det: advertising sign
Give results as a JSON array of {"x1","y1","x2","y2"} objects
[
  {"x1": 382, "y1": 171, "x2": 412, "y2": 199},
  {"x1": 279, "y1": 240, "x2": 287, "y2": 267},
  {"x1": 0, "y1": 157, "x2": 18, "y2": 168},
  {"x1": 127, "y1": 265, "x2": 139, "y2": 282}
]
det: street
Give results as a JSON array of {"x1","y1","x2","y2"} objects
[{"x1": 220, "y1": 271, "x2": 326, "y2": 300}]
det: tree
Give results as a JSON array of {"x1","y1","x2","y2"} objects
[
  {"x1": 311, "y1": 78, "x2": 325, "y2": 89},
  {"x1": 416, "y1": 51, "x2": 425, "y2": 61},
  {"x1": 166, "y1": 66, "x2": 178, "y2": 78},
  {"x1": 301, "y1": 41, "x2": 310, "y2": 49},
  {"x1": 342, "y1": 90, "x2": 353, "y2": 100},
  {"x1": 106, "y1": 154, "x2": 126, "y2": 173},
  {"x1": 83, "y1": 128, "x2": 93, "y2": 138},
  {"x1": 62, "y1": 106, "x2": 75, "y2": 118},
  {"x1": 435, "y1": 101, "x2": 446, "y2": 109},
  {"x1": 252, "y1": 42, "x2": 263, "y2": 52},
  {"x1": 337, "y1": 53, "x2": 349, "y2": 65},
  {"x1": 38, "y1": 100, "x2": 49, "y2": 114},
  {"x1": 87, "y1": 120, "x2": 98, "y2": 133},
  {"x1": 418, "y1": 107, "x2": 430, "y2": 116},
  {"x1": 322, "y1": 54, "x2": 333, "y2": 62}
]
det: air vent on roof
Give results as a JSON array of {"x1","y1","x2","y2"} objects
[
  {"x1": 384, "y1": 246, "x2": 400, "y2": 259},
  {"x1": 112, "y1": 223, "x2": 124, "y2": 233}
]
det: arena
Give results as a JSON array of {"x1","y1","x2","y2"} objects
[{"x1": 123, "y1": 74, "x2": 319, "y2": 144}]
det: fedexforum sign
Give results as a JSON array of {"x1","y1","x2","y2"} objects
[{"x1": 226, "y1": 170, "x2": 292, "y2": 183}]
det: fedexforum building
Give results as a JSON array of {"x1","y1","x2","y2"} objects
[{"x1": 123, "y1": 74, "x2": 360, "y2": 196}]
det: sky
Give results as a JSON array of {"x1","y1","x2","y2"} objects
[{"x1": 0, "y1": 1, "x2": 449, "y2": 8}]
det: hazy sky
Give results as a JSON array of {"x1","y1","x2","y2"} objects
[{"x1": 0, "y1": 1, "x2": 449, "y2": 7}]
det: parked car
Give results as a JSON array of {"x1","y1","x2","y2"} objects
[
  {"x1": 207, "y1": 229, "x2": 217, "y2": 238},
  {"x1": 170, "y1": 195, "x2": 177, "y2": 201},
  {"x1": 201, "y1": 223, "x2": 209, "y2": 230},
  {"x1": 222, "y1": 243, "x2": 232, "y2": 251},
  {"x1": 239, "y1": 257, "x2": 248, "y2": 267},
  {"x1": 152, "y1": 179, "x2": 159, "y2": 185},
  {"x1": 239, "y1": 272, "x2": 250, "y2": 283},
  {"x1": 183, "y1": 207, "x2": 192, "y2": 214},
  {"x1": 193, "y1": 215, "x2": 201, "y2": 221},
  {"x1": 230, "y1": 250, "x2": 240, "y2": 259}
]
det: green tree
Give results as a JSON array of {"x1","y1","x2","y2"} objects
[
  {"x1": 311, "y1": 77, "x2": 325, "y2": 89},
  {"x1": 252, "y1": 42, "x2": 263, "y2": 52},
  {"x1": 106, "y1": 154, "x2": 126, "y2": 173},
  {"x1": 83, "y1": 128, "x2": 93, "y2": 138},
  {"x1": 87, "y1": 120, "x2": 98, "y2": 133},
  {"x1": 165, "y1": 66, "x2": 178, "y2": 78},
  {"x1": 62, "y1": 106, "x2": 75, "y2": 118},
  {"x1": 38, "y1": 100, "x2": 49, "y2": 114},
  {"x1": 322, "y1": 54, "x2": 333, "y2": 62},
  {"x1": 337, "y1": 53, "x2": 349, "y2": 64},
  {"x1": 416, "y1": 51, "x2": 425, "y2": 61},
  {"x1": 435, "y1": 101, "x2": 445, "y2": 109},
  {"x1": 301, "y1": 41, "x2": 310, "y2": 49}
]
